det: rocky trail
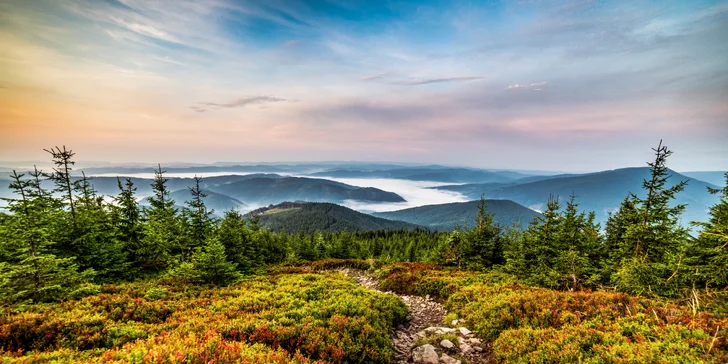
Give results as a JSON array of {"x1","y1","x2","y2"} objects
[{"x1": 341, "y1": 269, "x2": 493, "y2": 364}]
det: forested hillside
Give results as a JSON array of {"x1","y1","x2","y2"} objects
[
  {"x1": 373, "y1": 199, "x2": 539, "y2": 231},
  {"x1": 250, "y1": 202, "x2": 421, "y2": 233},
  {"x1": 140, "y1": 188, "x2": 247, "y2": 213}
]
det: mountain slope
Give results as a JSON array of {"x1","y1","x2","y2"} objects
[
  {"x1": 435, "y1": 167, "x2": 720, "y2": 225},
  {"x1": 249, "y1": 202, "x2": 420, "y2": 233},
  {"x1": 681, "y1": 171, "x2": 727, "y2": 187},
  {"x1": 139, "y1": 189, "x2": 246, "y2": 213},
  {"x1": 373, "y1": 199, "x2": 540, "y2": 231},
  {"x1": 210, "y1": 177, "x2": 405, "y2": 205}
]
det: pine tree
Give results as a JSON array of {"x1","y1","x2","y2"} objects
[
  {"x1": 112, "y1": 178, "x2": 143, "y2": 268},
  {"x1": 180, "y1": 176, "x2": 214, "y2": 260},
  {"x1": 72, "y1": 172, "x2": 125, "y2": 279},
  {"x1": 553, "y1": 194, "x2": 604, "y2": 290},
  {"x1": 193, "y1": 237, "x2": 241, "y2": 285},
  {"x1": 314, "y1": 232, "x2": 328, "y2": 259},
  {"x1": 464, "y1": 195, "x2": 503, "y2": 270},
  {"x1": 0, "y1": 171, "x2": 93, "y2": 303},
  {"x1": 520, "y1": 195, "x2": 563, "y2": 288},
  {"x1": 441, "y1": 230, "x2": 465, "y2": 268},
  {"x1": 611, "y1": 141, "x2": 690, "y2": 296},
  {"x1": 139, "y1": 164, "x2": 178, "y2": 273},
  {"x1": 44, "y1": 146, "x2": 77, "y2": 224},
  {"x1": 690, "y1": 172, "x2": 728, "y2": 289},
  {"x1": 216, "y1": 210, "x2": 255, "y2": 273}
]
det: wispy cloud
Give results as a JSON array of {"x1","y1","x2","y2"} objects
[
  {"x1": 196, "y1": 96, "x2": 290, "y2": 111},
  {"x1": 359, "y1": 72, "x2": 391, "y2": 81},
  {"x1": 401, "y1": 76, "x2": 484, "y2": 86},
  {"x1": 506, "y1": 82, "x2": 547, "y2": 91}
]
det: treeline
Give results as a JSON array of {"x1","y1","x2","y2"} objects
[
  {"x1": 0, "y1": 146, "x2": 446, "y2": 303},
  {"x1": 435, "y1": 141, "x2": 728, "y2": 298},
  {"x1": 1, "y1": 142, "x2": 727, "y2": 304}
]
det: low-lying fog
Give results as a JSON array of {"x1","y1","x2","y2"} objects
[
  {"x1": 317, "y1": 177, "x2": 468, "y2": 213},
  {"x1": 87, "y1": 172, "x2": 469, "y2": 213}
]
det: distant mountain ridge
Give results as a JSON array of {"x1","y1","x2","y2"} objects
[
  {"x1": 309, "y1": 167, "x2": 529, "y2": 183},
  {"x1": 211, "y1": 176, "x2": 405, "y2": 205},
  {"x1": 373, "y1": 199, "x2": 540, "y2": 231},
  {"x1": 249, "y1": 202, "x2": 421, "y2": 233},
  {"x1": 434, "y1": 167, "x2": 720, "y2": 225},
  {"x1": 0, "y1": 173, "x2": 406, "y2": 210}
]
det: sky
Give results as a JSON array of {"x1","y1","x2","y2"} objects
[{"x1": 0, "y1": 0, "x2": 726, "y2": 172}]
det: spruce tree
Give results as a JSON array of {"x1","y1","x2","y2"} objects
[
  {"x1": 217, "y1": 210, "x2": 255, "y2": 272},
  {"x1": 72, "y1": 172, "x2": 125, "y2": 279},
  {"x1": 193, "y1": 237, "x2": 241, "y2": 285},
  {"x1": 464, "y1": 195, "x2": 503, "y2": 270},
  {"x1": 690, "y1": 172, "x2": 728, "y2": 289},
  {"x1": 44, "y1": 146, "x2": 77, "y2": 224},
  {"x1": 554, "y1": 194, "x2": 604, "y2": 289},
  {"x1": 611, "y1": 141, "x2": 690, "y2": 296},
  {"x1": 0, "y1": 171, "x2": 92, "y2": 303},
  {"x1": 139, "y1": 164, "x2": 178, "y2": 273},
  {"x1": 181, "y1": 176, "x2": 214, "y2": 260}
]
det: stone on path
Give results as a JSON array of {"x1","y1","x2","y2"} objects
[
  {"x1": 460, "y1": 343, "x2": 473, "y2": 354},
  {"x1": 440, "y1": 339, "x2": 455, "y2": 350},
  {"x1": 439, "y1": 353, "x2": 461, "y2": 364},
  {"x1": 412, "y1": 344, "x2": 439, "y2": 364},
  {"x1": 458, "y1": 327, "x2": 472, "y2": 336}
]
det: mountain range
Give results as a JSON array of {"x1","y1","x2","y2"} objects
[
  {"x1": 309, "y1": 167, "x2": 529, "y2": 183},
  {"x1": 434, "y1": 167, "x2": 720, "y2": 225}
]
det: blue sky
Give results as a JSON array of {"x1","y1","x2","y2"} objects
[{"x1": 0, "y1": 0, "x2": 726, "y2": 171}]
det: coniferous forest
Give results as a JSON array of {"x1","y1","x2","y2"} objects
[{"x1": 0, "y1": 143, "x2": 726, "y2": 363}]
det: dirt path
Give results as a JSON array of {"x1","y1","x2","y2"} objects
[
  {"x1": 341, "y1": 269, "x2": 492, "y2": 364},
  {"x1": 342, "y1": 269, "x2": 447, "y2": 363}
]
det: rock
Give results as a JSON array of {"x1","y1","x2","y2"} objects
[
  {"x1": 474, "y1": 346, "x2": 483, "y2": 352},
  {"x1": 412, "y1": 344, "x2": 439, "y2": 364},
  {"x1": 435, "y1": 329, "x2": 445, "y2": 335},
  {"x1": 439, "y1": 353, "x2": 461, "y2": 364},
  {"x1": 416, "y1": 330, "x2": 427, "y2": 338},
  {"x1": 468, "y1": 338, "x2": 482, "y2": 345},
  {"x1": 440, "y1": 339, "x2": 455, "y2": 350},
  {"x1": 425, "y1": 327, "x2": 440, "y2": 334},
  {"x1": 441, "y1": 327, "x2": 456, "y2": 334},
  {"x1": 458, "y1": 327, "x2": 472, "y2": 336},
  {"x1": 457, "y1": 337, "x2": 466, "y2": 346},
  {"x1": 451, "y1": 319, "x2": 459, "y2": 326},
  {"x1": 460, "y1": 343, "x2": 473, "y2": 354}
]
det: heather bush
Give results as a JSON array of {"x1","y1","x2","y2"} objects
[{"x1": 0, "y1": 271, "x2": 407, "y2": 364}]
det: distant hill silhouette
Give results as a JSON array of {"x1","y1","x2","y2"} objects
[
  {"x1": 249, "y1": 202, "x2": 420, "y2": 233},
  {"x1": 309, "y1": 167, "x2": 526, "y2": 183},
  {"x1": 373, "y1": 199, "x2": 540, "y2": 231},
  {"x1": 435, "y1": 167, "x2": 720, "y2": 225},
  {"x1": 211, "y1": 177, "x2": 405, "y2": 205}
]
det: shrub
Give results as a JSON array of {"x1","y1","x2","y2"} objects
[
  {"x1": 0, "y1": 271, "x2": 408, "y2": 364},
  {"x1": 144, "y1": 288, "x2": 168, "y2": 301}
]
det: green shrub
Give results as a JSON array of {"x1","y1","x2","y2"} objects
[{"x1": 143, "y1": 287, "x2": 168, "y2": 301}]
